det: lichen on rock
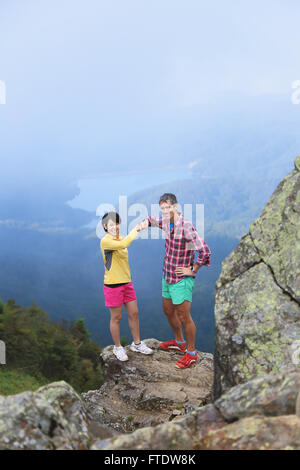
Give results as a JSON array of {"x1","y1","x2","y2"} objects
[
  {"x1": 0, "y1": 381, "x2": 90, "y2": 450},
  {"x1": 213, "y1": 155, "x2": 300, "y2": 399}
]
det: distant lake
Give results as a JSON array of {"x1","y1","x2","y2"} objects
[{"x1": 67, "y1": 166, "x2": 193, "y2": 213}]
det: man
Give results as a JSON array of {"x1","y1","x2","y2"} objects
[{"x1": 141, "y1": 193, "x2": 211, "y2": 369}]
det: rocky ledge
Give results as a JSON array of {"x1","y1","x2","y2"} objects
[
  {"x1": 91, "y1": 367, "x2": 300, "y2": 450},
  {"x1": 81, "y1": 338, "x2": 214, "y2": 434}
]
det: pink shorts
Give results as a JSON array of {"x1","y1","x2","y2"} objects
[{"x1": 103, "y1": 282, "x2": 137, "y2": 307}]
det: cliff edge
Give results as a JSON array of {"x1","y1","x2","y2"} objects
[{"x1": 81, "y1": 338, "x2": 214, "y2": 434}]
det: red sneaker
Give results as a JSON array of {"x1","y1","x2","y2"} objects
[
  {"x1": 175, "y1": 352, "x2": 198, "y2": 369},
  {"x1": 159, "y1": 339, "x2": 187, "y2": 353}
]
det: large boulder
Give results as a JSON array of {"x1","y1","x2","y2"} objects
[
  {"x1": 81, "y1": 339, "x2": 214, "y2": 434},
  {"x1": 0, "y1": 381, "x2": 90, "y2": 450},
  {"x1": 214, "y1": 368, "x2": 300, "y2": 421},
  {"x1": 213, "y1": 155, "x2": 300, "y2": 399},
  {"x1": 195, "y1": 415, "x2": 300, "y2": 450}
]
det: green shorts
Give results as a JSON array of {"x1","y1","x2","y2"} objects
[{"x1": 162, "y1": 276, "x2": 195, "y2": 304}]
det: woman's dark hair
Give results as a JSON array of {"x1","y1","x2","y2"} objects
[
  {"x1": 159, "y1": 193, "x2": 177, "y2": 205},
  {"x1": 102, "y1": 212, "x2": 121, "y2": 232}
]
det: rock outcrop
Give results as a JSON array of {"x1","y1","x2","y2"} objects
[
  {"x1": 195, "y1": 415, "x2": 300, "y2": 450},
  {"x1": 81, "y1": 339, "x2": 214, "y2": 434},
  {"x1": 0, "y1": 381, "x2": 90, "y2": 450},
  {"x1": 213, "y1": 155, "x2": 300, "y2": 399},
  {"x1": 91, "y1": 368, "x2": 300, "y2": 450},
  {"x1": 0, "y1": 340, "x2": 214, "y2": 449},
  {"x1": 1, "y1": 348, "x2": 299, "y2": 450}
]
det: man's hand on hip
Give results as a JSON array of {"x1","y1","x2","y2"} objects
[{"x1": 174, "y1": 266, "x2": 194, "y2": 277}]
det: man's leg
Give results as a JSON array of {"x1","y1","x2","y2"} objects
[
  {"x1": 162, "y1": 297, "x2": 185, "y2": 343},
  {"x1": 174, "y1": 300, "x2": 196, "y2": 352}
]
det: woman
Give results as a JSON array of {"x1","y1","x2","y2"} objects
[{"x1": 100, "y1": 211, "x2": 153, "y2": 361}]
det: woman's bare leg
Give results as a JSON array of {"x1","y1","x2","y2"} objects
[
  {"x1": 109, "y1": 306, "x2": 123, "y2": 347},
  {"x1": 124, "y1": 300, "x2": 140, "y2": 344}
]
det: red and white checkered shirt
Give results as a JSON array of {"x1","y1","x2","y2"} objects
[{"x1": 147, "y1": 212, "x2": 211, "y2": 284}]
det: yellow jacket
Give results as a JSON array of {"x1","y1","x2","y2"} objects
[{"x1": 100, "y1": 228, "x2": 139, "y2": 284}]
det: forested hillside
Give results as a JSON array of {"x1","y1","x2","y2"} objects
[{"x1": 0, "y1": 298, "x2": 104, "y2": 395}]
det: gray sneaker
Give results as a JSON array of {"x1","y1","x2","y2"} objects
[{"x1": 130, "y1": 341, "x2": 153, "y2": 355}]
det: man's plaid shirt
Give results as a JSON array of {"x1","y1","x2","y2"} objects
[{"x1": 147, "y1": 212, "x2": 211, "y2": 284}]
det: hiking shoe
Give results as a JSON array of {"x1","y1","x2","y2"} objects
[
  {"x1": 130, "y1": 341, "x2": 153, "y2": 355},
  {"x1": 175, "y1": 352, "x2": 198, "y2": 369},
  {"x1": 113, "y1": 345, "x2": 129, "y2": 361},
  {"x1": 159, "y1": 339, "x2": 187, "y2": 353}
]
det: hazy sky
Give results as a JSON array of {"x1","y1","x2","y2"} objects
[{"x1": 0, "y1": 0, "x2": 300, "y2": 209}]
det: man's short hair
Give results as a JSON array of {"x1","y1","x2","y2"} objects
[
  {"x1": 102, "y1": 211, "x2": 121, "y2": 232},
  {"x1": 159, "y1": 193, "x2": 178, "y2": 205}
]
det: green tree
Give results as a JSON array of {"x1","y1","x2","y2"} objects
[
  {"x1": 120, "y1": 336, "x2": 129, "y2": 347},
  {"x1": 70, "y1": 317, "x2": 91, "y2": 344},
  {"x1": 0, "y1": 299, "x2": 104, "y2": 394}
]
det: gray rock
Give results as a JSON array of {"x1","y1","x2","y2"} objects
[
  {"x1": 214, "y1": 369, "x2": 300, "y2": 421},
  {"x1": 296, "y1": 390, "x2": 300, "y2": 418},
  {"x1": 0, "y1": 381, "x2": 90, "y2": 450},
  {"x1": 213, "y1": 155, "x2": 300, "y2": 399},
  {"x1": 195, "y1": 414, "x2": 300, "y2": 450},
  {"x1": 81, "y1": 338, "x2": 214, "y2": 434},
  {"x1": 91, "y1": 404, "x2": 226, "y2": 450}
]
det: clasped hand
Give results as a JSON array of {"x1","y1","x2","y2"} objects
[{"x1": 135, "y1": 219, "x2": 149, "y2": 232}]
